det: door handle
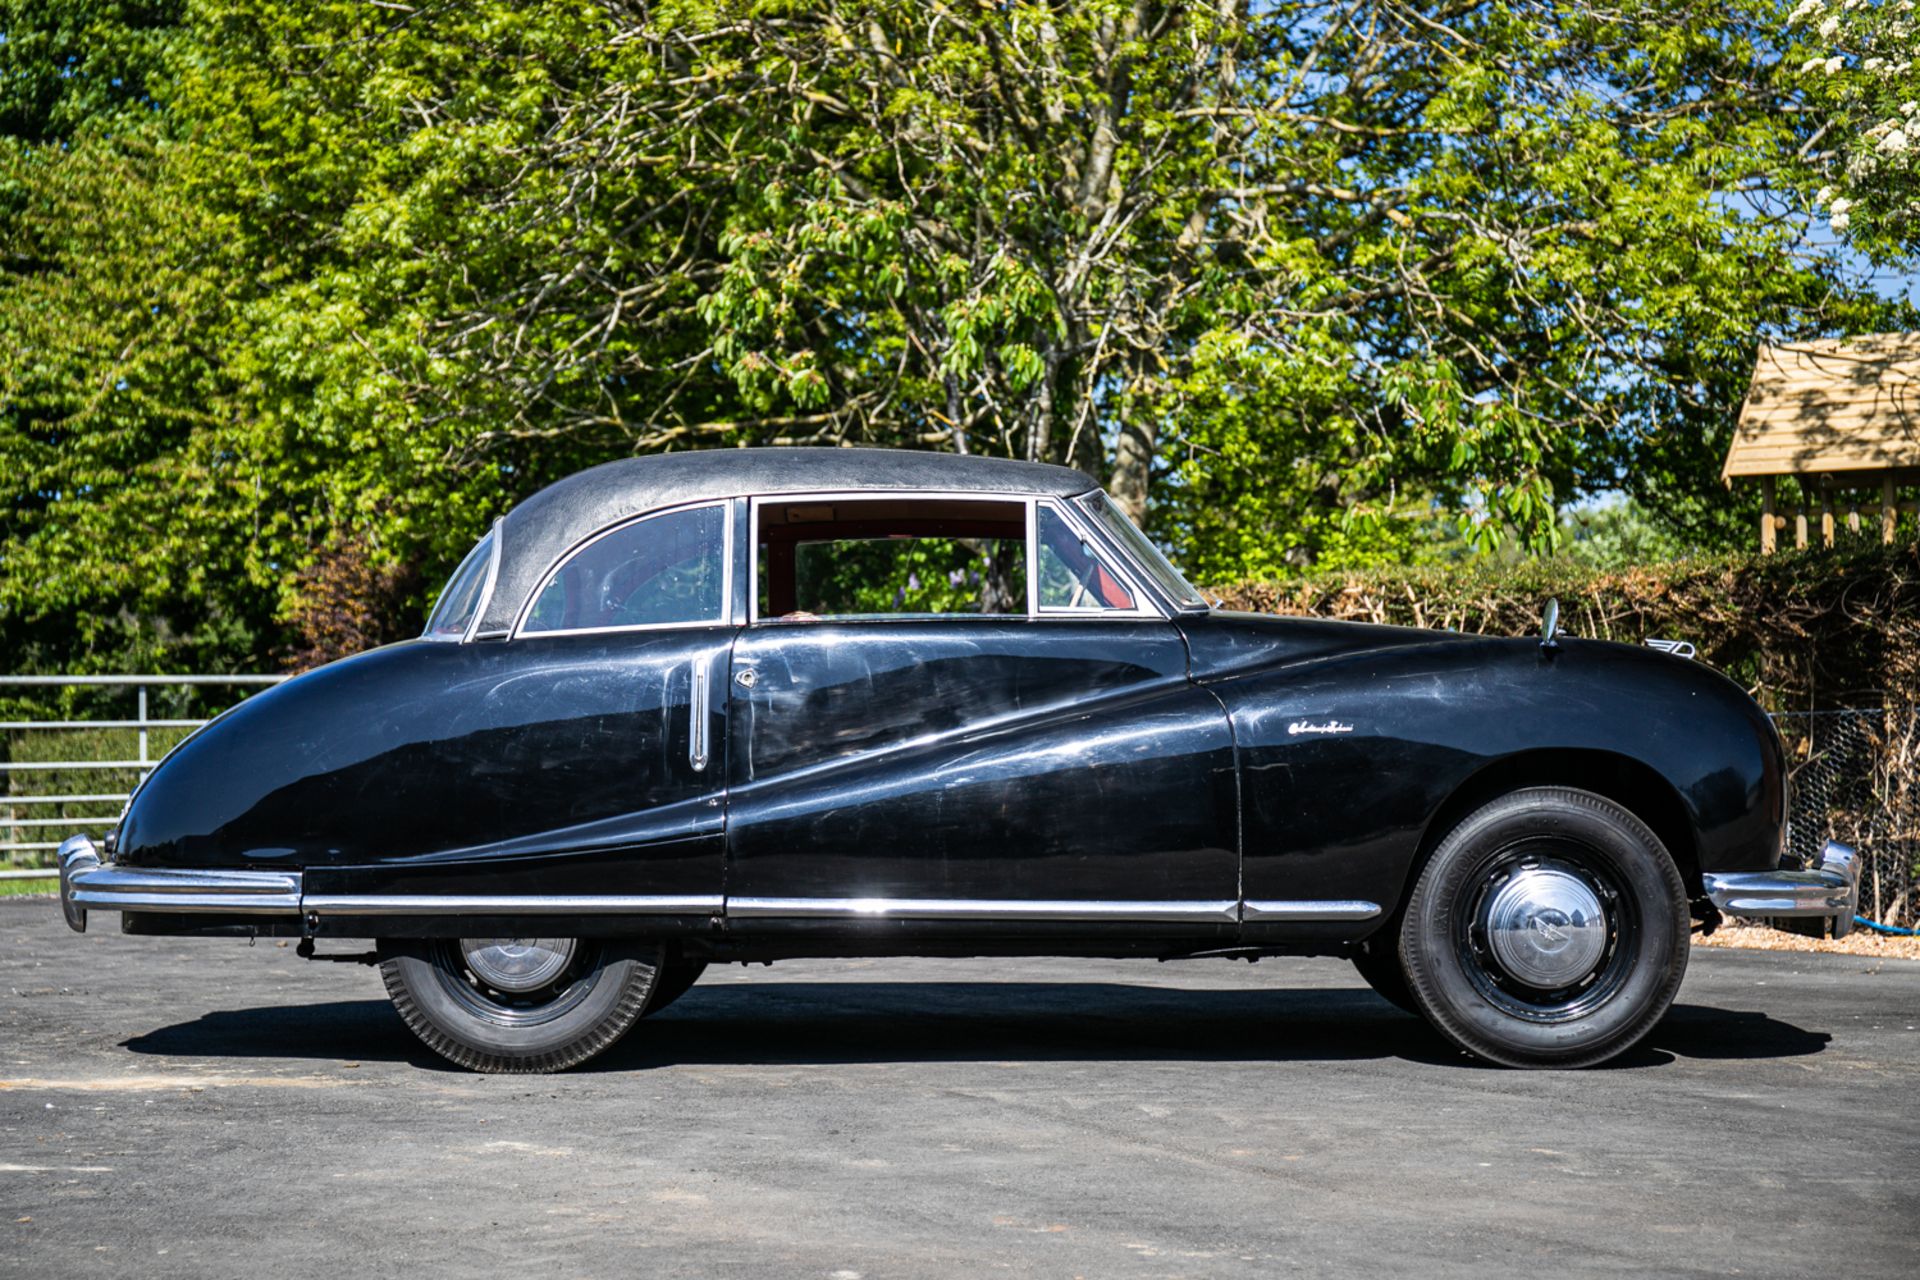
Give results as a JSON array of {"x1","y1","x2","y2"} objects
[{"x1": 689, "y1": 658, "x2": 710, "y2": 773}]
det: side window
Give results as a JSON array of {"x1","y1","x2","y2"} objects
[
  {"x1": 757, "y1": 498, "x2": 1027, "y2": 620},
  {"x1": 522, "y1": 503, "x2": 727, "y2": 634},
  {"x1": 1036, "y1": 504, "x2": 1136, "y2": 611}
]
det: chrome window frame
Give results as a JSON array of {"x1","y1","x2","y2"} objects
[
  {"x1": 1073, "y1": 490, "x2": 1209, "y2": 614},
  {"x1": 745, "y1": 489, "x2": 1169, "y2": 626},
  {"x1": 509, "y1": 498, "x2": 736, "y2": 640},
  {"x1": 1030, "y1": 498, "x2": 1158, "y2": 620},
  {"x1": 422, "y1": 519, "x2": 503, "y2": 644},
  {"x1": 462, "y1": 518, "x2": 505, "y2": 642}
]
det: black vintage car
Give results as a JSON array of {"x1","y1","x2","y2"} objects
[{"x1": 58, "y1": 449, "x2": 1859, "y2": 1072}]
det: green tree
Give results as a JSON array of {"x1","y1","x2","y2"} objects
[
  {"x1": 0, "y1": 0, "x2": 181, "y2": 143},
  {"x1": 0, "y1": 0, "x2": 267, "y2": 679},
  {"x1": 0, "y1": 0, "x2": 1909, "y2": 683},
  {"x1": 443, "y1": 0, "x2": 1887, "y2": 568},
  {"x1": 1782, "y1": 0, "x2": 1920, "y2": 249}
]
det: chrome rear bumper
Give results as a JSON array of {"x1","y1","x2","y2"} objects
[
  {"x1": 1701, "y1": 840, "x2": 1861, "y2": 940},
  {"x1": 57, "y1": 835, "x2": 303, "y2": 934}
]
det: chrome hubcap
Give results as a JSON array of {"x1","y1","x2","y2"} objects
[
  {"x1": 1482, "y1": 868, "x2": 1608, "y2": 990},
  {"x1": 459, "y1": 938, "x2": 576, "y2": 993}
]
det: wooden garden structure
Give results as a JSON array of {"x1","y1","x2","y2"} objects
[{"x1": 1725, "y1": 333, "x2": 1920, "y2": 551}]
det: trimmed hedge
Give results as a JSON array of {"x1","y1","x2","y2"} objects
[{"x1": 1208, "y1": 543, "x2": 1920, "y2": 712}]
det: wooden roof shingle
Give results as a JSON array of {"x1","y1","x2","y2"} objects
[{"x1": 1724, "y1": 333, "x2": 1920, "y2": 481}]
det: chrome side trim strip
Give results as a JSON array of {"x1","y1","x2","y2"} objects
[
  {"x1": 1242, "y1": 899, "x2": 1384, "y2": 922},
  {"x1": 302, "y1": 894, "x2": 723, "y2": 917},
  {"x1": 725, "y1": 897, "x2": 1240, "y2": 922}
]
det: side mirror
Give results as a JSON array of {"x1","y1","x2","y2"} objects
[{"x1": 1540, "y1": 598, "x2": 1561, "y2": 651}]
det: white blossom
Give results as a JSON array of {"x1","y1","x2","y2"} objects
[
  {"x1": 1826, "y1": 55, "x2": 1847, "y2": 73},
  {"x1": 1831, "y1": 196, "x2": 1855, "y2": 215},
  {"x1": 1866, "y1": 56, "x2": 1887, "y2": 72},
  {"x1": 1820, "y1": 14, "x2": 1842, "y2": 35},
  {"x1": 1815, "y1": 185, "x2": 1836, "y2": 207},
  {"x1": 1903, "y1": 101, "x2": 1918, "y2": 116},
  {"x1": 1788, "y1": 0, "x2": 1821, "y2": 17},
  {"x1": 1831, "y1": 210, "x2": 1853, "y2": 230},
  {"x1": 1879, "y1": 128, "x2": 1910, "y2": 154}
]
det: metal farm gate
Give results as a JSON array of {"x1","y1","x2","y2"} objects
[{"x1": 1, "y1": 675, "x2": 287, "y2": 881}]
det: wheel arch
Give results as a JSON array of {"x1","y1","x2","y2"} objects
[{"x1": 1396, "y1": 750, "x2": 1703, "y2": 915}]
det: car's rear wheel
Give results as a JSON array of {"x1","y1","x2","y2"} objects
[
  {"x1": 1399, "y1": 787, "x2": 1689, "y2": 1069},
  {"x1": 380, "y1": 938, "x2": 662, "y2": 1073},
  {"x1": 641, "y1": 954, "x2": 708, "y2": 1017}
]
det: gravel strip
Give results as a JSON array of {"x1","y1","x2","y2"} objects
[{"x1": 1695, "y1": 922, "x2": 1920, "y2": 959}]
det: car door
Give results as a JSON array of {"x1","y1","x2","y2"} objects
[
  {"x1": 722, "y1": 494, "x2": 1239, "y2": 930},
  {"x1": 300, "y1": 500, "x2": 737, "y2": 906}
]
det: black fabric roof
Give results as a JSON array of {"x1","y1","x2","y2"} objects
[{"x1": 475, "y1": 447, "x2": 1099, "y2": 633}]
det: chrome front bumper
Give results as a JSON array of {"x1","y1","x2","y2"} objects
[
  {"x1": 1701, "y1": 840, "x2": 1861, "y2": 940},
  {"x1": 57, "y1": 834, "x2": 303, "y2": 934}
]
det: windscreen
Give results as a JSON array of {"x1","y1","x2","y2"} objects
[
  {"x1": 1075, "y1": 492, "x2": 1207, "y2": 610},
  {"x1": 422, "y1": 529, "x2": 496, "y2": 640}
]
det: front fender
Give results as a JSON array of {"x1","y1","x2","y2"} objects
[{"x1": 1181, "y1": 614, "x2": 1785, "y2": 920}]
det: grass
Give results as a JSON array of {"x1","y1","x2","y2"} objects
[{"x1": 0, "y1": 877, "x2": 57, "y2": 896}]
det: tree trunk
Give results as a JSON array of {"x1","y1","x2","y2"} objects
[
  {"x1": 1109, "y1": 415, "x2": 1154, "y2": 527},
  {"x1": 944, "y1": 374, "x2": 969, "y2": 455}
]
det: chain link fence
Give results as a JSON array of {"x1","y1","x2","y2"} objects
[{"x1": 1774, "y1": 708, "x2": 1919, "y2": 930}]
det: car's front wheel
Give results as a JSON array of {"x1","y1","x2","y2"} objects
[
  {"x1": 1399, "y1": 787, "x2": 1689, "y2": 1068},
  {"x1": 1350, "y1": 934, "x2": 1417, "y2": 1013},
  {"x1": 380, "y1": 938, "x2": 662, "y2": 1073}
]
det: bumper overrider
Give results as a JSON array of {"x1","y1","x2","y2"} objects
[
  {"x1": 1701, "y1": 839, "x2": 1862, "y2": 939},
  {"x1": 57, "y1": 834, "x2": 303, "y2": 934}
]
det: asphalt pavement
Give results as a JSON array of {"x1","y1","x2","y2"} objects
[{"x1": 2, "y1": 897, "x2": 1916, "y2": 1279}]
